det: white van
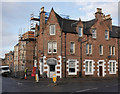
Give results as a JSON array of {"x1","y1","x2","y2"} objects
[{"x1": 0, "y1": 66, "x2": 10, "y2": 76}]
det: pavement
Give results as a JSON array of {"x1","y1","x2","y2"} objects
[{"x1": 1, "y1": 75, "x2": 120, "y2": 94}]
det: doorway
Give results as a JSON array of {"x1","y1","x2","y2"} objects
[
  {"x1": 49, "y1": 65, "x2": 55, "y2": 78},
  {"x1": 98, "y1": 61, "x2": 104, "y2": 77},
  {"x1": 99, "y1": 66, "x2": 102, "y2": 76}
]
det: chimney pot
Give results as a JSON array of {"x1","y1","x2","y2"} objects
[
  {"x1": 41, "y1": 7, "x2": 44, "y2": 12},
  {"x1": 97, "y1": 8, "x2": 102, "y2": 13}
]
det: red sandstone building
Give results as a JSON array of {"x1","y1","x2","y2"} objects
[{"x1": 34, "y1": 7, "x2": 120, "y2": 78}]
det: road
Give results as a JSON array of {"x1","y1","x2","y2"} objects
[{"x1": 1, "y1": 76, "x2": 120, "y2": 94}]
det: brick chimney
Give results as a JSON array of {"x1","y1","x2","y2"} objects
[
  {"x1": 95, "y1": 8, "x2": 103, "y2": 20},
  {"x1": 103, "y1": 14, "x2": 112, "y2": 30},
  {"x1": 40, "y1": 7, "x2": 46, "y2": 34}
]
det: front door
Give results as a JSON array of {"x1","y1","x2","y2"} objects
[
  {"x1": 49, "y1": 65, "x2": 55, "y2": 78},
  {"x1": 99, "y1": 66, "x2": 102, "y2": 76}
]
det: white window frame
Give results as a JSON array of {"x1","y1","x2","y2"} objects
[
  {"x1": 99, "y1": 45, "x2": 103, "y2": 55},
  {"x1": 84, "y1": 60, "x2": 94, "y2": 75},
  {"x1": 50, "y1": 24, "x2": 55, "y2": 35},
  {"x1": 112, "y1": 46, "x2": 115, "y2": 55},
  {"x1": 70, "y1": 42, "x2": 75, "y2": 54},
  {"x1": 92, "y1": 29, "x2": 96, "y2": 39},
  {"x1": 109, "y1": 46, "x2": 112, "y2": 55},
  {"x1": 48, "y1": 41, "x2": 57, "y2": 54},
  {"x1": 108, "y1": 60, "x2": 117, "y2": 74},
  {"x1": 67, "y1": 59, "x2": 79, "y2": 75},
  {"x1": 86, "y1": 43, "x2": 92, "y2": 55},
  {"x1": 89, "y1": 44, "x2": 92, "y2": 54},
  {"x1": 48, "y1": 42, "x2": 52, "y2": 54},
  {"x1": 105, "y1": 30, "x2": 109, "y2": 40},
  {"x1": 78, "y1": 27, "x2": 83, "y2": 37},
  {"x1": 109, "y1": 46, "x2": 115, "y2": 56},
  {"x1": 53, "y1": 41, "x2": 57, "y2": 53}
]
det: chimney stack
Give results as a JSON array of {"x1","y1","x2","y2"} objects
[
  {"x1": 95, "y1": 8, "x2": 103, "y2": 20},
  {"x1": 103, "y1": 14, "x2": 111, "y2": 20},
  {"x1": 97, "y1": 8, "x2": 102, "y2": 13}
]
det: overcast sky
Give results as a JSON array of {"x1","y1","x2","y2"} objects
[{"x1": 0, "y1": 1, "x2": 119, "y2": 58}]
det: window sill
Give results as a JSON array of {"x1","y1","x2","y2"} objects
[
  {"x1": 70, "y1": 53, "x2": 75, "y2": 55},
  {"x1": 92, "y1": 38, "x2": 96, "y2": 39},
  {"x1": 50, "y1": 34, "x2": 55, "y2": 36},
  {"x1": 48, "y1": 53, "x2": 52, "y2": 55},
  {"x1": 109, "y1": 72, "x2": 116, "y2": 74},
  {"x1": 68, "y1": 72, "x2": 77, "y2": 75},
  {"x1": 53, "y1": 53, "x2": 57, "y2": 55},
  {"x1": 85, "y1": 72, "x2": 94, "y2": 75}
]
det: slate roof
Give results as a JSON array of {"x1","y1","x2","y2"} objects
[
  {"x1": 82, "y1": 19, "x2": 96, "y2": 35},
  {"x1": 110, "y1": 26, "x2": 120, "y2": 38},
  {"x1": 54, "y1": 10, "x2": 96, "y2": 35},
  {"x1": 54, "y1": 10, "x2": 120, "y2": 38},
  {"x1": 15, "y1": 43, "x2": 19, "y2": 46},
  {"x1": 54, "y1": 11, "x2": 78, "y2": 34}
]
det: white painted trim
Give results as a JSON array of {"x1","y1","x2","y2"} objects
[
  {"x1": 108, "y1": 60, "x2": 117, "y2": 75},
  {"x1": 50, "y1": 24, "x2": 56, "y2": 35},
  {"x1": 97, "y1": 60, "x2": 106, "y2": 77},
  {"x1": 67, "y1": 59, "x2": 79, "y2": 75},
  {"x1": 83, "y1": 59, "x2": 95, "y2": 75},
  {"x1": 43, "y1": 56, "x2": 49, "y2": 77}
]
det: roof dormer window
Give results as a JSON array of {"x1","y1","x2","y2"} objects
[
  {"x1": 78, "y1": 27, "x2": 83, "y2": 37},
  {"x1": 105, "y1": 30, "x2": 109, "y2": 40},
  {"x1": 92, "y1": 29, "x2": 96, "y2": 39}
]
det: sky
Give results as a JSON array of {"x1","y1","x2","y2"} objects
[{"x1": 0, "y1": 0, "x2": 119, "y2": 58}]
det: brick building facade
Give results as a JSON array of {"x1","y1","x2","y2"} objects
[{"x1": 34, "y1": 7, "x2": 120, "y2": 78}]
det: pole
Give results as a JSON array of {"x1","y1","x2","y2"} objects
[
  {"x1": 65, "y1": 33, "x2": 66, "y2": 78},
  {"x1": 79, "y1": 36, "x2": 89, "y2": 77},
  {"x1": 80, "y1": 39, "x2": 82, "y2": 77}
]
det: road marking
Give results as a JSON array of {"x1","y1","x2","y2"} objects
[
  {"x1": 76, "y1": 87, "x2": 98, "y2": 92},
  {"x1": 17, "y1": 82, "x2": 22, "y2": 85}
]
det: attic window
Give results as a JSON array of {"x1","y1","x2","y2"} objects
[
  {"x1": 50, "y1": 24, "x2": 55, "y2": 35},
  {"x1": 105, "y1": 30, "x2": 109, "y2": 40},
  {"x1": 92, "y1": 29, "x2": 96, "y2": 39},
  {"x1": 78, "y1": 27, "x2": 83, "y2": 37}
]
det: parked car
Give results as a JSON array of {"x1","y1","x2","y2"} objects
[{"x1": 0, "y1": 66, "x2": 10, "y2": 76}]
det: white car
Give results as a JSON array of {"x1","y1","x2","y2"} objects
[{"x1": 0, "y1": 66, "x2": 10, "y2": 76}]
